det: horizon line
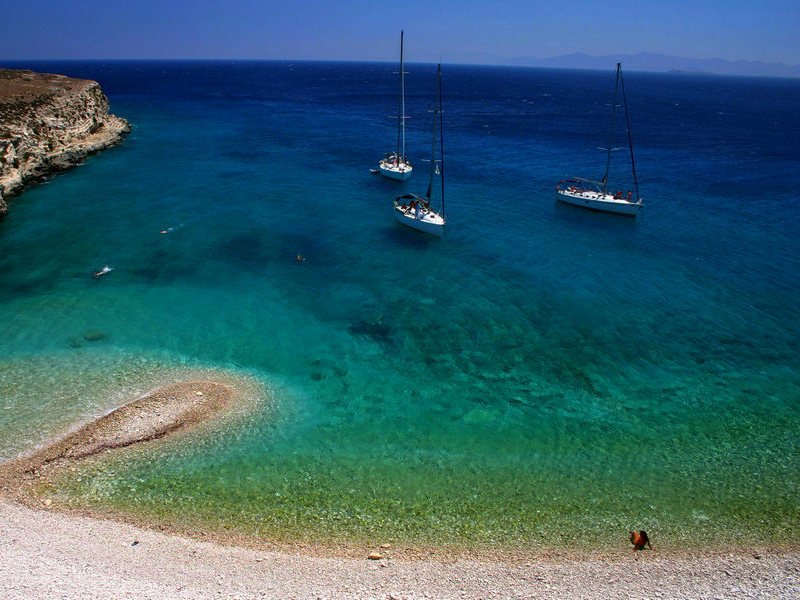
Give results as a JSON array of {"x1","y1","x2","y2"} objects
[{"x1": 3, "y1": 57, "x2": 799, "y2": 80}]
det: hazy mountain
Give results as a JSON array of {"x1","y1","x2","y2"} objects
[{"x1": 505, "y1": 52, "x2": 800, "y2": 78}]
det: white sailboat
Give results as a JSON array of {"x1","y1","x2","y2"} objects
[
  {"x1": 393, "y1": 64, "x2": 445, "y2": 237},
  {"x1": 378, "y1": 31, "x2": 413, "y2": 181},
  {"x1": 555, "y1": 63, "x2": 643, "y2": 217}
]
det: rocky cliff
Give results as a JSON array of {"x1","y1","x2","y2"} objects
[{"x1": 0, "y1": 69, "x2": 131, "y2": 218}]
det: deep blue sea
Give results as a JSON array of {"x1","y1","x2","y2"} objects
[{"x1": 1, "y1": 60, "x2": 798, "y2": 549}]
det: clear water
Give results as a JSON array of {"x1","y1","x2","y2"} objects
[{"x1": 1, "y1": 61, "x2": 798, "y2": 549}]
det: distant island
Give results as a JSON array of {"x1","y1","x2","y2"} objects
[
  {"x1": 0, "y1": 69, "x2": 130, "y2": 218},
  {"x1": 505, "y1": 51, "x2": 800, "y2": 78}
]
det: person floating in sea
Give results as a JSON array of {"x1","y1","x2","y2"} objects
[
  {"x1": 296, "y1": 253, "x2": 306, "y2": 263},
  {"x1": 94, "y1": 265, "x2": 113, "y2": 278},
  {"x1": 629, "y1": 530, "x2": 653, "y2": 551}
]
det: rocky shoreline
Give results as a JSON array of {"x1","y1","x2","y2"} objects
[{"x1": 0, "y1": 68, "x2": 130, "y2": 217}]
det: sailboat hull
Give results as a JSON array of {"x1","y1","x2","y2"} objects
[
  {"x1": 393, "y1": 206, "x2": 445, "y2": 236},
  {"x1": 379, "y1": 161, "x2": 413, "y2": 181},
  {"x1": 555, "y1": 64, "x2": 644, "y2": 218},
  {"x1": 555, "y1": 189, "x2": 641, "y2": 217}
]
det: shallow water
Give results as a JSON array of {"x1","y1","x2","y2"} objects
[{"x1": 1, "y1": 61, "x2": 798, "y2": 548}]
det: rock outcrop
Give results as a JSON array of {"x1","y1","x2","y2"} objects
[{"x1": 0, "y1": 69, "x2": 131, "y2": 217}]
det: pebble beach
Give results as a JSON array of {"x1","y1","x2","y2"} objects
[{"x1": 2, "y1": 499, "x2": 799, "y2": 600}]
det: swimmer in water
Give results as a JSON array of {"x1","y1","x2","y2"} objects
[
  {"x1": 296, "y1": 253, "x2": 306, "y2": 263},
  {"x1": 94, "y1": 265, "x2": 113, "y2": 278},
  {"x1": 160, "y1": 224, "x2": 183, "y2": 234}
]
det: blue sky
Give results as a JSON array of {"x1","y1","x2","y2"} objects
[{"x1": 1, "y1": 0, "x2": 798, "y2": 64}]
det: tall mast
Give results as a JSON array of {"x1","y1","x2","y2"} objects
[
  {"x1": 437, "y1": 64, "x2": 445, "y2": 218},
  {"x1": 397, "y1": 30, "x2": 406, "y2": 161},
  {"x1": 602, "y1": 63, "x2": 621, "y2": 195},
  {"x1": 425, "y1": 64, "x2": 444, "y2": 213},
  {"x1": 619, "y1": 67, "x2": 641, "y2": 202},
  {"x1": 425, "y1": 65, "x2": 437, "y2": 203}
]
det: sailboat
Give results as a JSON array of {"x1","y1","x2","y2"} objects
[
  {"x1": 378, "y1": 31, "x2": 413, "y2": 181},
  {"x1": 393, "y1": 64, "x2": 445, "y2": 237},
  {"x1": 555, "y1": 63, "x2": 643, "y2": 217}
]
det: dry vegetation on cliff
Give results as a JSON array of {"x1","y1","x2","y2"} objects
[{"x1": 0, "y1": 69, "x2": 130, "y2": 216}]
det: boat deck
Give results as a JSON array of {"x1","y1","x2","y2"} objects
[{"x1": 555, "y1": 187, "x2": 642, "y2": 216}]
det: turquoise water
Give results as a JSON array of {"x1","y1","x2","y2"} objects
[{"x1": 1, "y1": 61, "x2": 798, "y2": 549}]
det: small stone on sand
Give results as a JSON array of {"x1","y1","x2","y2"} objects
[{"x1": 368, "y1": 552, "x2": 383, "y2": 560}]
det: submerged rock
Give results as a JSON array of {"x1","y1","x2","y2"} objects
[
  {"x1": 83, "y1": 330, "x2": 107, "y2": 342},
  {"x1": 348, "y1": 318, "x2": 392, "y2": 345}
]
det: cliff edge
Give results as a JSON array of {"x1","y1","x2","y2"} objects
[{"x1": 0, "y1": 69, "x2": 131, "y2": 218}]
